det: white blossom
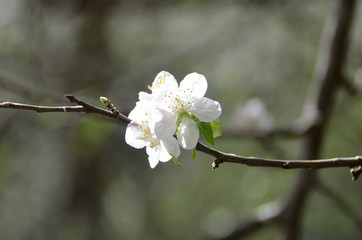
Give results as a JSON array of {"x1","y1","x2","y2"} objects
[
  {"x1": 125, "y1": 102, "x2": 180, "y2": 168},
  {"x1": 141, "y1": 71, "x2": 222, "y2": 149}
]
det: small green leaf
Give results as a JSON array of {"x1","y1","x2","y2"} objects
[
  {"x1": 211, "y1": 118, "x2": 222, "y2": 138},
  {"x1": 199, "y1": 122, "x2": 214, "y2": 145},
  {"x1": 192, "y1": 115, "x2": 215, "y2": 145},
  {"x1": 192, "y1": 148, "x2": 197, "y2": 159}
]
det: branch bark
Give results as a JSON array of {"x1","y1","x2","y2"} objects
[
  {"x1": 0, "y1": 101, "x2": 84, "y2": 113},
  {"x1": 196, "y1": 141, "x2": 362, "y2": 169},
  {"x1": 1, "y1": 96, "x2": 362, "y2": 173},
  {"x1": 0, "y1": 95, "x2": 132, "y2": 124}
]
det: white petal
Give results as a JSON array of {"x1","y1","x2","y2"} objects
[
  {"x1": 177, "y1": 117, "x2": 199, "y2": 149},
  {"x1": 125, "y1": 122, "x2": 147, "y2": 149},
  {"x1": 128, "y1": 103, "x2": 149, "y2": 121},
  {"x1": 158, "y1": 144, "x2": 173, "y2": 162},
  {"x1": 146, "y1": 144, "x2": 172, "y2": 168},
  {"x1": 138, "y1": 91, "x2": 152, "y2": 101},
  {"x1": 152, "y1": 71, "x2": 178, "y2": 95},
  {"x1": 152, "y1": 109, "x2": 177, "y2": 139},
  {"x1": 161, "y1": 137, "x2": 180, "y2": 158},
  {"x1": 189, "y1": 97, "x2": 222, "y2": 122},
  {"x1": 146, "y1": 146, "x2": 160, "y2": 168},
  {"x1": 179, "y1": 72, "x2": 207, "y2": 98}
]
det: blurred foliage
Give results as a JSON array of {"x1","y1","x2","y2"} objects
[{"x1": 0, "y1": 0, "x2": 362, "y2": 239}]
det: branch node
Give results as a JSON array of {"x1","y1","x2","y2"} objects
[
  {"x1": 65, "y1": 94, "x2": 78, "y2": 104},
  {"x1": 100, "y1": 96, "x2": 120, "y2": 118},
  {"x1": 2, "y1": 102, "x2": 10, "y2": 107},
  {"x1": 283, "y1": 161, "x2": 290, "y2": 169},
  {"x1": 350, "y1": 165, "x2": 362, "y2": 181},
  {"x1": 212, "y1": 159, "x2": 223, "y2": 170}
]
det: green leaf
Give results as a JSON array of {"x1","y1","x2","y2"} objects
[
  {"x1": 211, "y1": 118, "x2": 222, "y2": 138},
  {"x1": 192, "y1": 115, "x2": 215, "y2": 145},
  {"x1": 191, "y1": 148, "x2": 197, "y2": 159}
]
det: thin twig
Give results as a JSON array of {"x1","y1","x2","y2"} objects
[
  {"x1": 1, "y1": 97, "x2": 362, "y2": 172},
  {"x1": 196, "y1": 142, "x2": 362, "y2": 170},
  {"x1": 0, "y1": 101, "x2": 84, "y2": 113},
  {"x1": 0, "y1": 95, "x2": 132, "y2": 124},
  {"x1": 65, "y1": 95, "x2": 131, "y2": 123}
]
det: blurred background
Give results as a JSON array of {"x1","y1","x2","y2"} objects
[{"x1": 0, "y1": 0, "x2": 362, "y2": 239}]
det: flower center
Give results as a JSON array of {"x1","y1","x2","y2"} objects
[
  {"x1": 138, "y1": 124, "x2": 151, "y2": 140},
  {"x1": 164, "y1": 88, "x2": 198, "y2": 115}
]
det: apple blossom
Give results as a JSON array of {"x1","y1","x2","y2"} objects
[
  {"x1": 141, "y1": 71, "x2": 222, "y2": 149},
  {"x1": 125, "y1": 102, "x2": 180, "y2": 168}
]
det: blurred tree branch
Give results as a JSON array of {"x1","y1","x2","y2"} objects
[
  {"x1": 0, "y1": 73, "x2": 65, "y2": 102},
  {"x1": 317, "y1": 181, "x2": 362, "y2": 233},
  {"x1": 286, "y1": 0, "x2": 356, "y2": 239},
  {"x1": 210, "y1": 0, "x2": 357, "y2": 239}
]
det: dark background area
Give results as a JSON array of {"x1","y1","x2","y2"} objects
[{"x1": 0, "y1": 0, "x2": 362, "y2": 239}]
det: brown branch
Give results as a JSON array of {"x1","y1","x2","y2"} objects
[
  {"x1": 65, "y1": 95, "x2": 131, "y2": 123},
  {"x1": 0, "y1": 95, "x2": 132, "y2": 124},
  {"x1": 0, "y1": 101, "x2": 84, "y2": 113},
  {"x1": 196, "y1": 142, "x2": 362, "y2": 170},
  {"x1": 1, "y1": 96, "x2": 362, "y2": 172}
]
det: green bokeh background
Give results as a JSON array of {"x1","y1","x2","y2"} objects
[{"x1": 0, "y1": 0, "x2": 361, "y2": 239}]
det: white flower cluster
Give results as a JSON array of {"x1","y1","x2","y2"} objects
[{"x1": 125, "y1": 71, "x2": 222, "y2": 168}]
